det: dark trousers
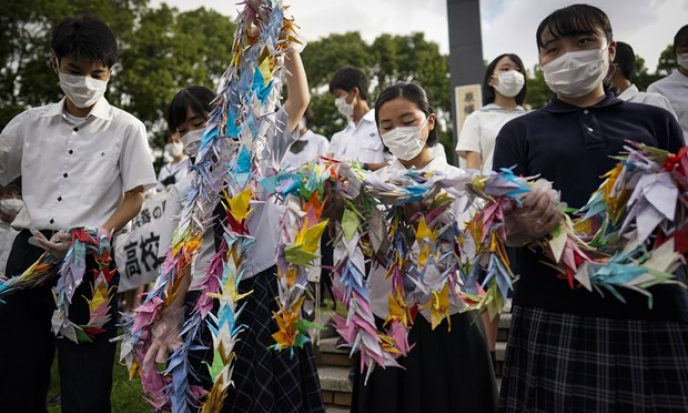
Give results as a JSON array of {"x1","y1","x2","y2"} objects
[{"x1": 0, "y1": 230, "x2": 119, "y2": 413}]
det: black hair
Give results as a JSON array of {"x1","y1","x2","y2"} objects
[
  {"x1": 613, "y1": 41, "x2": 636, "y2": 80},
  {"x1": 167, "y1": 86, "x2": 216, "y2": 132},
  {"x1": 675, "y1": 24, "x2": 688, "y2": 54},
  {"x1": 329, "y1": 67, "x2": 369, "y2": 101},
  {"x1": 51, "y1": 16, "x2": 118, "y2": 68},
  {"x1": 303, "y1": 105, "x2": 315, "y2": 127},
  {"x1": 483, "y1": 53, "x2": 528, "y2": 105},
  {"x1": 374, "y1": 81, "x2": 438, "y2": 147},
  {"x1": 0, "y1": 182, "x2": 21, "y2": 198},
  {"x1": 536, "y1": 4, "x2": 613, "y2": 49}
]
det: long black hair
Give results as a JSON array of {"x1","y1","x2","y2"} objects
[
  {"x1": 483, "y1": 53, "x2": 527, "y2": 105},
  {"x1": 374, "y1": 82, "x2": 438, "y2": 147},
  {"x1": 536, "y1": 4, "x2": 613, "y2": 49},
  {"x1": 167, "y1": 86, "x2": 216, "y2": 132}
]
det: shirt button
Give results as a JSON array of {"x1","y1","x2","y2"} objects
[
  {"x1": 588, "y1": 127, "x2": 594, "y2": 132},
  {"x1": 63, "y1": 172, "x2": 68, "y2": 178},
  {"x1": 68, "y1": 149, "x2": 73, "y2": 155},
  {"x1": 583, "y1": 110, "x2": 589, "y2": 114},
  {"x1": 49, "y1": 219, "x2": 55, "y2": 224},
  {"x1": 57, "y1": 196, "x2": 62, "y2": 202},
  {"x1": 73, "y1": 127, "x2": 79, "y2": 132}
]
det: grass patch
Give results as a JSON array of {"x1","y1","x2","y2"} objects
[{"x1": 46, "y1": 343, "x2": 151, "y2": 413}]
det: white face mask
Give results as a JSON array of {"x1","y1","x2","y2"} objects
[
  {"x1": 335, "y1": 96, "x2": 354, "y2": 118},
  {"x1": 494, "y1": 70, "x2": 525, "y2": 98},
  {"x1": 181, "y1": 129, "x2": 203, "y2": 157},
  {"x1": 0, "y1": 199, "x2": 23, "y2": 217},
  {"x1": 541, "y1": 47, "x2": 609, "y2": 98},
  {"x1": 58, "y1": 72, "x2": 109, "y2": 108},
  {"x1": 677, "y1": 52, "x2": 688, "y2": 69},
  {"x1": 381, "y1": 117, "x2": 429, "y2": 161},
  {"x1": 165, "y1": 142, "x2": 184, "y2": 158}
]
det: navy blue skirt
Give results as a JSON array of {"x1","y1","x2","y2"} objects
[{"x1": 499, "y1": 305, "x2": 688, "y2": 412}]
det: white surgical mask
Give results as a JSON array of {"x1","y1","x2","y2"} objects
[
  {"x1": 677, "y1": 52, "x2": 688, "y2": 69},
  {"x1": 541, "y1": 47, "x2": 609, "y2": 98},
  {"x1": 381, "y1": 118, "x2": 429, "y2": 161},
  {"x1": 181, "y1": 129, "x2": 203, "y2": 157},
  {"x1": 165, "y1": 142, "x2": 184, "y2": 158},
  {"x1": 494, "y1": 70, "x2": 525, "y2": 98},
  {"x1": 0, "y1": 199, "x2": 23, "y2": 217},
  {"x1": 58, "y1": 72, "x2": 109, "y2": 108},
  {"x1": 335, "y1": 96, "x2": 354, "y2": 118}
]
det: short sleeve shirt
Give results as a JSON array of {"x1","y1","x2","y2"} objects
[
  {"x1": 328, "y1": 110, "x2": 387, "y2": 164},
  {"x1": 455, "y1": 104, "x2": 526, "y2": 173},
  {"x1": 648, "y1": 70, "x2": 688, "y2": 143},
  {"x1": 281, "y1": 130, "x2": 329, "y2": 171},
  {"x1": 0, "y1": 98, "x2": 157, "y2": 231},
  {"x1": 493, "y1": 92, "x2": 687, "y2": 320}
]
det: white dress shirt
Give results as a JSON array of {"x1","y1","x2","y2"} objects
[
  {"x1": 618, "y1": 84, "x2": 677, "y2": 118},
  {"x1": 648, "y1": 69, "x2": 688, "y2": 143},
  {"x1": 368, "y1": 156, "x2": 470, "y2": 322},
  {"x1": 455, "y1": 104, "x2": 527, "y2": 173},
  {"x1": 281, "y1": 130, "x2": 329, "y2": 171},
  {"x1": 328, "y1": 110, "x2": 389, "y2": 164},
  {"x1": 0, "y1": 98, "x2": 157, "y2": 231}
]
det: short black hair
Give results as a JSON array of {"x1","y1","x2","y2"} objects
[
  {"x1": 613, "y1": 41, "x2": 636, "y2": 81},
  {"x1": 167, "y1": 86, "x2": 216, "y2": 132},
  {"x1": 303, "y1": 105, "x2": 315, "y2": 127},
  {"x1": 536, "y1": 4, "x2": 613, "y2": 49},
  {"x1": 483, "y1": 53, "x2": 527, "y2": 105},
  {"x1": 374, "y1": 81, "x2": 438, "y2": 148},
  {"x1": 329, "y1": 67, "x2": 369, "y2": 101},
  {"x1": 675, "y1": 24, "x2": 688, "y2": 54},
  {"x1": 0, "y1": 182, "x2": 21, "y2": 198},
  {"x1": 51, "y1": 16, "x2": 118, "y2": 68}
]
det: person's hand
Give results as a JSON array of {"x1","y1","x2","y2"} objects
[
  {"x1": 504, "y1": 183, "x2": 561, "y2": 246},
  {"x1": 143, "y1": 307, "x2": 184, "y2": 366},
  {"x1": 28, "y1": 230, "x2": 72, "y2": 259}
]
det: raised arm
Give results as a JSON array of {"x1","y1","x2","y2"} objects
[{"x1": 282, "y1": 49, "x2": 310, "y2": 133}]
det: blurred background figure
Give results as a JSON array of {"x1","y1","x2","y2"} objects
[
  {"x1": 156, "y1": 129, "x2": 191, "y2": 191},
  {"x1": 610, "y1": 41, "x2": 676, "y2": 116},
  {"x1": 648, "y1": 24, "x2": 688, "y2": 142}
]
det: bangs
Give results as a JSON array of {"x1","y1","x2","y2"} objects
[
  {"x1": 167, "y1": 86, "x2": 215, "y2": 131},
  {"x1": 536, "y1": 4, "x2": 612, "y2": 48}
]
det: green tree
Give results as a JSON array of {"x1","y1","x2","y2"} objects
[
  {"x1": 655, "y1": 44, "x2": 677, "y2": 78},
  {"x1": 633, "y1": 54, "x2": 660, "y2": 92},
  {"x1": 301, "y1": 31, "x2": 452, "y2": 158},
  {"x1": 0, "y1": 0, "x2": 147, "y2": 127}
]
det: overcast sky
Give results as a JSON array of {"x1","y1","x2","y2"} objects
[{"x1": 153, "y1": 0, "x2": 688, "y2": 72}]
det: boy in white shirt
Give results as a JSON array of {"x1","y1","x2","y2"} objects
[
  {"x1": 648, "y1": 25, "x2": 688, "y2": 142},
  {"x1": 0, "y1": 16, "x2": 156, "y2": 413},
  {"x1": 610, "y1": 42, "x2": 677, "y2": 118}
]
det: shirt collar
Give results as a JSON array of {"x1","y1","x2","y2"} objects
[
  {"x1": 39, "y1": 97, "x2": 113, "y2": 121},
  {"x1": 346, "y1": 109, "x2": 376, "y2": 130},
  {"x1": 387, "y1": 154, "x2": 448, "y2": 173},
  {"x1": 617, "y1": 84, "x2": 639, "y2": 101},
  {"x1": 669, "y1": 69, "x2": 688, "y2": 85},
  {"x1": 480, "y1": 103, "x2": 526, "y2": 113},
  {"x1": 542, "y1": 90, "x2": 622, "y2": 113}
]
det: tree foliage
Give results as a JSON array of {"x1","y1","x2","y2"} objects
[{"x1": 0, "y1": 1, "x2": 677, "y2": 158}]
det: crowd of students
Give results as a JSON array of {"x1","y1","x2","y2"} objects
[{"x1": 0, "y1": 3, "x2": 687, "y2": 413}]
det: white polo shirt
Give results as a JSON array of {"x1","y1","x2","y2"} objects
[
  {"x1": 618, "y1": 84, "x2": 677, "y2": 119},
  {"x1": 455, "y1": 104, "x2": 526, "y2": 173},
  {"x1": 648, "y1": 69, "x2": 688, "y2": 143},
  {"x1": 328, "y1": 109, "x2": 388, "y2": 164},
  {"x1": 0, "y1": 98, "x2": 157, "y2": 231},
  {"x1": 281, "y1": 130, "x2": 329, "y2": 171}
]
